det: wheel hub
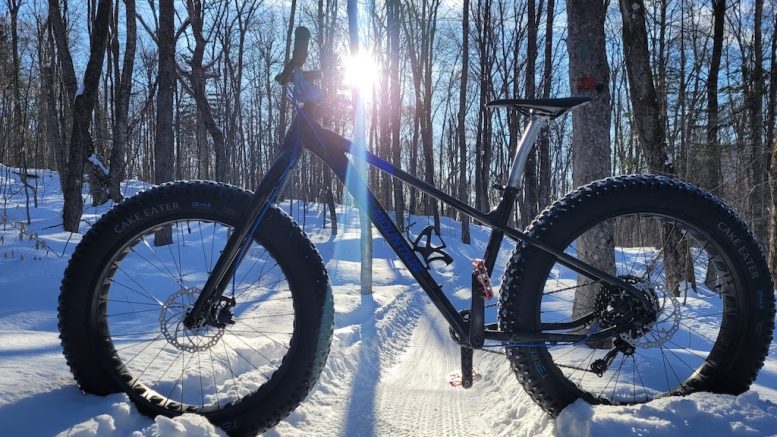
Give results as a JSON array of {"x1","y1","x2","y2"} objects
[{"x1": 160, "y1": 287, "x2": 225, "y2": 352}]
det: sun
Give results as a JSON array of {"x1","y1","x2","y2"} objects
[{"x1": 343, "y1": 52, "x2": 378, "y2": 97}]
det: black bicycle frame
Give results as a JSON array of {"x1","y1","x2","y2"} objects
[{"x1": 186, "y1": 101, "x2": 644, "y2": 347}]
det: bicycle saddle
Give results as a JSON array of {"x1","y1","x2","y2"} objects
[{"x1": 486, "y1": 97, "x2": 591, "y2": 118}]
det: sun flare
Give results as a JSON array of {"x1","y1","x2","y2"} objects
[{"x1": 343, "y1": 53, "x2": 378, "y2": 96}]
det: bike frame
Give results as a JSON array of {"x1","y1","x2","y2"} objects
[{"x1": 185, "y1": 90, "x2": 647, "y2": 348}]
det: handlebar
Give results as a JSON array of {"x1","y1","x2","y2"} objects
[{"x1": 275, "y1": 26, "x2": 311, "y2": 84}]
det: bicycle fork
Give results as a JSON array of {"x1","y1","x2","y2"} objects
[{"x1": 184, "y1": 122, "x2": 302, "y2": 329}]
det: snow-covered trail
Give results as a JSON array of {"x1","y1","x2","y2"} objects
[{"x1": 368, "y1": 307, "x2": 492, "y2": 436}]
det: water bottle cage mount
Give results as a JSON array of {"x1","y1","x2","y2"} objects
[{"x1": 407, "y1": 225, "x2": 454, "y2": 269}]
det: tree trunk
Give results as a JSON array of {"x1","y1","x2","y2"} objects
[
  {"x1": 566, "y1": 0, "x2": 615, "y2": 323},
  {"x1": 50, "y1": 0, "x2": 113, "y2": 231},
  {"x1": 457, "y1": 0, "x2": 471, "y2": 244},
  {"x1": 388, "y1": 0, "x2": 405, "y2": 232},
  {"x1": 152, "y1": 0, "x2": 176, "y2": 246},
  {"x1": 520, "y1": 0, "x2": 539, "y2": 228},
  {"x1": 750, "y1": 0, "x2": 767, "y2": 244},
  {"x1": 704, "y1": 0, "x2": 725, "y2": 288},
  {"x1": 475, "y1": 0, "x2": 494, "y2": 213},
  {"x1": 185, "y1": 0, "x2": 228, "y2": 183},
  {"x1": 109, "y1": 0, "x2": 136, "y2": 201},
  {"x1": 620, "y1": 0, "x2": 692, "y2": 295},
  {"x1": 768, "y1": 9, "x2": 777, "y2": 285},
  {"x1": 537, "y1": 0, "x2": 554, "y2": 208},
  {"x1": 348, "y1": 0, "x2": 373, "y2": 295},
  {"x1": 9, "y1": 0, "x2": 24, "y2": 167}
]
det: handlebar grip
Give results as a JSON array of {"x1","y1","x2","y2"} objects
[
  {"x1": 290, "y1": 26, "x2": 311, "y2": 67},
  {"x1": 275, "y1": 26, "x2": 311, "y2": 84}
]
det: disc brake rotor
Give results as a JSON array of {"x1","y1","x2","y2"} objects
[
  {"x1": 159, "y1": 287, "x2": 225, "y2": 352},
  {"x1": 633, "y1": 281, "x2": 681, "y2": 349}
]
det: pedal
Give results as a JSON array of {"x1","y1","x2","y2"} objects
[
  {"x1": 460, "y1": 346, "x2": 474, "y2": 388},
  {"x1": 448, "y1": 367, "x2": 482, "y2": 387},
  {"x1": 469, "y1": 259, "x2": 491, "y2": 349}
]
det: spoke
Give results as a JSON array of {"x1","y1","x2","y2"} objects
[
  {"x1": 233, "y1": 261, "x2": 282, "y2": 301},
  {"x1": 126, "y1": 338, "x2": 175, "y2": 386},
  {"x1": 224, "y1": 330, "x2": 292, "y2": 335},
  {"x1": 102, "y1": 330, "x2": 161, "y2": 338},
  {"x1": 151, "y1": 349, "x2": 185, "y2": 393},
  {"x1": 677, "y1": 321, "x2": 719, "y2": 344},
  {"x1": 131, "y1": 242, "x2": 183, "y2": 287},
  {"x1": 104, "y1": 298, "x2": 160, "y2": 307},
  {"x1": 234, "y1": 277, "x2": 289, "y2": 302},
  {"x1": 107, "y1": 307, "x2": 162, "y2": 317},
  {"x1": 208, "y1": 348, "x2": 221, "y2": 410},
  {"x1": 224, "y1": 333, "x2": 276, "y2": 379},
  {"x1": 222, "y1": 341, "x2": 242, "y2": 399},
  {"x1": 237, "y1": 313, "x2": 296, "y2": 320},
  {"x1": 233, "y1": 248, "x2": 271, "y2": 296},
  {"x1": 545, "y1": 280, "x2": 599, "y2": 295},
  {"x1": 658, "y1": 345, "x2": 682, "y2": 392},
  {"x1": 197, "y1": 350, "x2": 205, "y2": 408},
  {"x1": 660, "y1": 338, "x2": 707, "y2": 369},
  {"x1": 597, "y1": 355, "x2": 625, "y2": 400},
  {"x1": 111, "y1": 266, "x2": 166, "y2": 306},
  {"x1": 237, "y1": 295, "x2": 292, "y2": 306}
]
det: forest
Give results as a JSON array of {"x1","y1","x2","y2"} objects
[{"x1": 1, "y1": 0, "x2": 776, "y2": 282}]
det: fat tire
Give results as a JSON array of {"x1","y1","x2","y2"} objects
[
  {"x1": 499, "y1": 175, "x2": 775, "y2": 415},
  {"x1": 58, "y1": 181, "x2": 334, "y2": 435}
]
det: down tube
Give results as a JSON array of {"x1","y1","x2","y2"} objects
[{"x1": 322, "y1": 149, "x2": 468, "y2": 339}]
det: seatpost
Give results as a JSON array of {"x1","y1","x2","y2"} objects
[{"x1": 506, "y1": 112, "x2": 549, "y2": 190}]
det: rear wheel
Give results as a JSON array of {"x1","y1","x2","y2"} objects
[
  {"x1": 499, "y1": 176, "x2": 774, "y2": 415},
  {"x1": 58, "y1": 182, "x2": 334, "y2": 435}
]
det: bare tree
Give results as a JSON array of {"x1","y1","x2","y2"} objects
[
  {"x1": 537, "y1": 0, "x2": 554, "y2": 209},
  {"x1": 388, "y1": 0, "x2": 405, "y2": 233},
  {"x1": 403, "y1": 0, "x2": 442, "y2": 234},
  {"x1": 179, "y1": 0, "x2": 229, "y2": 183},
  {"x1": 519, "y1": 0, "x2": 538, "y2": 227},
  {"x1": 108, "y1": 0, "x2": 136, "y2": 201},
  {"x1": 474, "y1": 0, "x2": 495, "y2": 214},
  {"x1": 50, "y1": 0, "x2": 113, "y2": 231},
  {"x1": 566, "y1": 0, "x2": 615, "y2": 322},
  {"x1": 457, "y1": 0, "x2": 471, "y2": 244},
  {"x1": 703, "y1": 0, "x2": 725, "y2": 287},
  {"x1": 347, "y1": 0, "x2": 372, "y2": 294},
  {"x1": 620, "y1": 0, "x2": 694, "y2": 295},
  {"x1": 749, "y1": 0, "x2": 767, "y2": 243}
]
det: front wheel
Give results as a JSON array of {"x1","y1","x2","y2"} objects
[
  {"x1": 499, "y1": 175, "x2": 774, "y2": 415},
  {"x1": 58, "y1": 181, "x2": 334, "y2": 435}
]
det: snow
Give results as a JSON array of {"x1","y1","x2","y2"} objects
[
  {"x1": 86, "y1": 153, "x2": 110, "y2": 175},
  {"x1": 0, "y1": 164, "x2": 775, "y2": 436}
]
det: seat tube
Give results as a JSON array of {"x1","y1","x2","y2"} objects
[{"x1": 506, "y1": 113, "x2": 548, "y2": 190}]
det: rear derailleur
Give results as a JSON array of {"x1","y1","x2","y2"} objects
[{"x1": 590, "y1": 276, "x2": 659, "y2": 376}]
